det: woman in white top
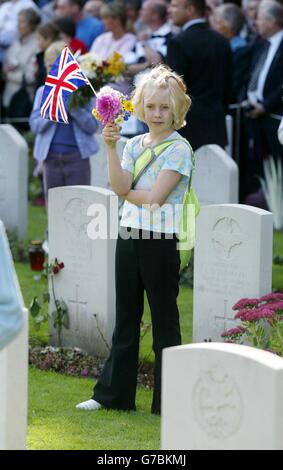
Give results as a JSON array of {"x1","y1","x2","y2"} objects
[
  {"x1": 90, "y1": 2, "x2": 136, "y2": 60},
  {"x1": 2, "y1": 8, "x2": 40, "y2": 110}
]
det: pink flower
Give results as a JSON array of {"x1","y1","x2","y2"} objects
[
  {"x1": 221, "y1": 327, "x2": 246, "y2": 338},
  {"x1": 243, "y1": 307, "x2": 274, "y2": 322},
  {"x1": 261, "y1": 301, "x2": 283, "y2": 312},
  {"x1": 232, "y1": 298, "x2": 260, "y2": 310},
  {"x1": 96, "y1": 87, "x2": 122, "y2": 124},
  {"x1": 234, "y1": 308, "x2": 250, "y2": 320},
  {"x1": 260, "y1": 292, "x2": 283, "y2": 303}
]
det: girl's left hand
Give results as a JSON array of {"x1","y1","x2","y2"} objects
[{"x1": 102, "y1": 122, "x2": 121, "y2": 147}]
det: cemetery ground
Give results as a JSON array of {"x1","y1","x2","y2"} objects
[{"x1": 14, "y1": 203, "x2": 283, "y2": 450}]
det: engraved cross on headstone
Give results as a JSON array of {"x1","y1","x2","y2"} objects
[
  {"x1": 215, "y1": 299, "x2": 235, "y2": 332},
  {"x1": 68, "y1": 284, "x2": 88, "y2": 332}
]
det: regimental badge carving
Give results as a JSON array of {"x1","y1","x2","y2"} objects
[
  {"x1": 211, "y1": 217, "x2": 243, "y2": 261},
  {"x1": 193, "y1": 364, "x2": 243, "y2": 439},
  {"x1": 63, "y1": 198, "x2": 91, "y2": 240}
]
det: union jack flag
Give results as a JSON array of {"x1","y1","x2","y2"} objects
[{"x1": 40, "y1": 47, "x2": 88, "y2": 124}]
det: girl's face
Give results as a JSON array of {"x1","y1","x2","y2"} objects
[{"x1": 143, "y1": 87, "x2": 174, "y2": 135}]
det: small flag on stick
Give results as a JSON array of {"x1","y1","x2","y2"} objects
[{"x1": 40, "y1": 46, "x2": 94, "y2": 124}]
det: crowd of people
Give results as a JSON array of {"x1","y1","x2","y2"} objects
[{"x1": 0, "y1": 0, "x2": 282, "y2": 204}]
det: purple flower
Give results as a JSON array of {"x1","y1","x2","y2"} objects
[
  {"x1": 260, "y1": 292, "x2": 283, "y2": 303},
  {"x1": 80, "y1": 368, "x2": 89, "y2": 377},
  {"x1": 232, "y1": 298, "x2": 260, "y2": 310},
  {"x1": 261, "y1": 301, "x2": 283, "y2": 312},
  {"x1": 243, "y1": 307, "x2": 274, "y2": 322},
  {"x1": 221, "y1": 327, "x2": 246, "y2": 338},
  {"x1": 234, "y1": 308, "x2": 250, "y2": 320},
  {"x1": 96, "y1": 87, "x2": 122, "y2": 124}
]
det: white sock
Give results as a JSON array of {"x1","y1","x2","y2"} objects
[{"x1": 76, "y1": 399, "x2": 102, "y2": 411}]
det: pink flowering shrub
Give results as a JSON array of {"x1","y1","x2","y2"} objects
[{"x1": 221, "y1": 292, "x2": 283, "y2": 355}]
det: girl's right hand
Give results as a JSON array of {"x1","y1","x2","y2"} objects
[{"x1": 102, "y1": 123, "x2": 121, "y2": 148}]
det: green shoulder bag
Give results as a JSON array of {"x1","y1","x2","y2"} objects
[{"x1": 132, "y1": 138, "x2": 200, "y2": 271}]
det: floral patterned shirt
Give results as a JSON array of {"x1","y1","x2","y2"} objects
[{"x1": 120, "y1": 131, "x2": 192, "y2": 233}]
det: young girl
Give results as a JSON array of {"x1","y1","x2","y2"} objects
[{"x1": 76, "y1": 65, "x2": 192, "y2": 415}]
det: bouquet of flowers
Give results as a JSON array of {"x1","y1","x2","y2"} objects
[
  {"x1": 69, "y1": 51, "x2": 127, "y2": 109},
  {"x1": 92, "y1": 86, "x2": 134, "y2": 125}
]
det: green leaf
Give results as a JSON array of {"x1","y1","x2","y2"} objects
[
  {"x1": 52, "y1": 310, "x2": 59, "y2": 322},
  {"x1": 62, "y1": 312, "x2": 70, "y2": 329},
  {"x1": 42, "y1": 292, "x2": 50, "y2": 304},
  {"x1": 58, "y1": 299, "x2": 68, "y2": 313},
  {"x1": 29, "y1": 297, "x2": 41, "y2": 317}
]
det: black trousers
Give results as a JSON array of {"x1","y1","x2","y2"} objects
[
  {"x1": 244, "y1": 115, "x2": 283, "y2": 194},
  {"x1": 92, "y1": 228, "x2": 181, "y2": 414}
]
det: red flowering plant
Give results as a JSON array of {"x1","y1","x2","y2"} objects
[
  {"x1": 221, "y1": 293, "x2": 283, "y2": 356},
  {"x1": 29, "y1": 258, "x2": 69, "y2": 346}
]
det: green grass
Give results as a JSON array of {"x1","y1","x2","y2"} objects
[
  {"x1": 28, "y1": 368, "x2": 160, "y2": 450},
  {"x1": 273, "y1": 230, "x2": 283, "y2": 291}
]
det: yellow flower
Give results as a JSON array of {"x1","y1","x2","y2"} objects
[
  {"x1": 106, "y1": 51, "x2": 126, "y2": 76},
  {"x1": 122, "y1": 100, "x2": 134, "y2": 114},
  {"x1": 92, "y1": 108, "x2": 101, "y2": 120},
  {"x1": 108, "y1": 51, "x2": 123, "y2": 63}
]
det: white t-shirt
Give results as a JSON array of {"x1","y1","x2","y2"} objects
[{"x1": 120, "y1": 131, "x2": 192, "y2": 234}]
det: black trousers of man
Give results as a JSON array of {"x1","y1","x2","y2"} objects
[
  {"x1": 243, "y1": 115, "x2": 283, "y2": 195},
  {"x1": 92, "y1": 228, "x2": 181, "y2": 414}
]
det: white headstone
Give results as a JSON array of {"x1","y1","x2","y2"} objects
[
  {"x1": 0, "y1": 221, "x2": 28, "y2": 450},
  {"x1": 48, "y1": 186, "x2": 118, "y2": 357},
  {"x1": 193, "y1": 205, "x2": 273, "y2": 342},
  {"x1": 162, "y1": 343, "x2": 283, "y2": 450},
  {"x1": 194, "y1": 145, "x2": 239, "y2": 204},
  {"x1": 90, "y1": 134, "x2": 128, "y2": 189},
  {"x1": 0, "y1": 125, "x2": 28, "y2": 239}
]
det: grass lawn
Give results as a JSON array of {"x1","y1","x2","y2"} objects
[
  {"x1": 15, "y1": 204, "x2": 283, "y2": 450},
  {"x1": 28, "y1": 368, "x2": 160, "y2": 450}
]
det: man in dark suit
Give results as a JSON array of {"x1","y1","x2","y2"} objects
[
  {"x1": 166, "y1": 0, "x2": 232, "y2": 150},
  {"x1": 241, "y1": 0, "x2": 283, "y2": 203}
]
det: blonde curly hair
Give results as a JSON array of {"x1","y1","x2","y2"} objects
[{"x1": 132, "y1": 65, "x2": 191, "y2": 130}]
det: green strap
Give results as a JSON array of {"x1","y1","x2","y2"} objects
[{"x1": 132, "y1": 137, "x2": 195, "y2": 190}]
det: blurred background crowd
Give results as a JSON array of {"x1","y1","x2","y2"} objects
[{"x1": 0, "y1": 0, "x2": 282, "y2": 207}]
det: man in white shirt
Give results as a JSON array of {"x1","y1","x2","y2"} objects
[{"x1": 126, "y1": 0, "x2": 172, "y2": 74}]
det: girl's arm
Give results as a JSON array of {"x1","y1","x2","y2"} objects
[
  {"x1": 124, "y1": 169, "x2": 181, "y2": 211},
  {"x1": 103, "y1": 123, "x2": 132, "y2": 196}
]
